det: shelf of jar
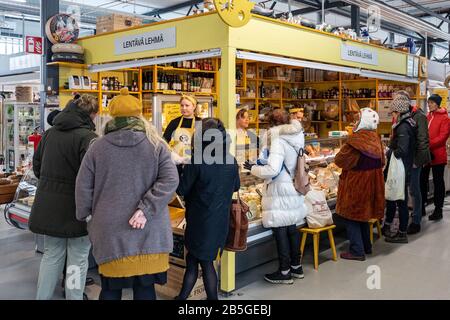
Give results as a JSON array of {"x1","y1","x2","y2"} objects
[
  {"x1": 343, "y1": 97, "x2": 377, "y2": 100},
  {"x1": 153, "y1": 66, "x2": 217, "y2": 73},
  {"x1": 59, "y1": 89, "x2": 100, "y2": 93},
  {"x1": 143, "y1": 90, "x2": 216, "y2": 96},
  {"x1": 102, "y1": 91, "x2": 141, "y2": 94},
  {"x1": 283, "y1": 98, "x2": 340, "y2": 101},
  {"x1": 378, "y1": 97, "x2": 417, "y2": 100}
]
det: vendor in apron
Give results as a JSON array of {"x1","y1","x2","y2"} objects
[
  {"x1": 236, "y1": 108, "x2": 259, "y2": 165},
  {"x1": 163, "y1": 95, "x2": 201, "y2": 159}
]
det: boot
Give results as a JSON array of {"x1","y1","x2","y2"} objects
[
  {"x1": 407, "y1": 223, "x2": 421, "y2": 235},
  {"x1": 385, "y1": 231, "x2": 408, "y2": 244},
  {"x1": 381, "y1": 223, "x2": 392, "y2": 237},
  {"x1": 429, "y1": 208, "x2": 443, "y2": 221}
]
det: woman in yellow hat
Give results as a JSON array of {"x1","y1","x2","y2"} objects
[{"x1": 163, "y1": 95, "x2": 201, "y2": 160}]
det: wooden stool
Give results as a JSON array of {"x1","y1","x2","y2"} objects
[
  {"x1": 368, "y1": 219, "x2": 382, "y2": 244},
  {"x1": 299, "y1": 225, "x2": 337, "y2": 270}
]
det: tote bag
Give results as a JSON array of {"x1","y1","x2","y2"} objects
[
  {"x1": 305, "y1": 190, "x2": 333, "y2": 228},
  {"x1": 225, "y1": 192, "x2": 250, "y2": 252},
  {"x1": 385, "y1": 153, "x2": 405, "y2": 201}
]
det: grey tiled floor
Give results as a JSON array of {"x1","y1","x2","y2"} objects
[{"x1": 1, "y1": 203, "x2": 450, "y2": 300}]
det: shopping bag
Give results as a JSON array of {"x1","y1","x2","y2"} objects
[
  {"x1": 385, "y1": 153, "x2": 405, "y2": 201},
  {"x1": 225, "y1": 192, "x2": 250, "y2": 252},
  {"x1": 304, "y1": 190, "x2": 333, "y2": 228}
]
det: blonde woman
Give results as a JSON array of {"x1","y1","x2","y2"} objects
[
  {"x1": 75, "y1": 88, "x2": 179, "y2": 300},
  {"x1": 30, "y1": 94, "x2": 98, "y2": 300},
  {"x1": 163, "y1": 95, "x2": 201, "y2": 159}
]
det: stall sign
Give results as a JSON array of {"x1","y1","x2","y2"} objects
[
  {"x1": 341, "y1": 44, "x2": 378, "y2": 66},
  {"x1": 25, "y1": 36, "x2": 43, "y2": 55},
  {"x1": 115, "y1": 27, "x2": 176, "y2": 55},
  {"x1": 162, "y1": 103, "x2": 182, "y2": 129}
]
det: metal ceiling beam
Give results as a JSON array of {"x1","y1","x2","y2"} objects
[
  {"x1": 330, "y1": 7, "x2": 423, "y2": 40},
  {"x1": 275, "y1": 0, "x2": 348, "y2": 17},
  {"x1": 401, "y1": 0, "x2": 450, "y2": 25},
  {"x1": 143, "y1": 0, "x2": 203, "y2": 17}
]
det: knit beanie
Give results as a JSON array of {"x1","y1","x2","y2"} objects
[
  {"x1": 428, "y1": 94, "x2": 442, "y2": 107},
  {"x1": 108, "y1": 88, "x2": 142, "y2": 117},
  {"x1": 390, "y1": 94, "x2": 411, "y2": 114}
]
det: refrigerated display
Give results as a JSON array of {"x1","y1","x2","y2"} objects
[{"x1": 2, "y1": 102, "x2": 40, "y2": 172}]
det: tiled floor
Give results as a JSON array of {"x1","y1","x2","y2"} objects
[{"x1": 1, "y1": 202, "x2": 450, "y2": 300}]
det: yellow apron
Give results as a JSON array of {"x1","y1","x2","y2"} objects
[
  {"x1": 171, "y1": 117, "x2": 196, "y2": 158},
  {"x1": 236, "y1": 129, "x2": 252, "y2": 164}
]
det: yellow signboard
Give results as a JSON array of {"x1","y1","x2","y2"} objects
[
  {"x1": 432, "y1": 88, "x2": 449, "y2": 110},
  {"x1": 162, "y1": 103, "x2": 181, "y2": 130}
]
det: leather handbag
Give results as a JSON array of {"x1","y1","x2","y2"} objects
[{"x1": 225, "y1": 192, "x2": 250, "y2": 252}]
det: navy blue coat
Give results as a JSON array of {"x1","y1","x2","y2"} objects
[{"x1": 177, "y1": 157, "x2": 240, "y2": 261}]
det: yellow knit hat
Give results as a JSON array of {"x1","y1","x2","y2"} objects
[{"x1": 108, "y1": 88, "x2": 142, "y2": 117}]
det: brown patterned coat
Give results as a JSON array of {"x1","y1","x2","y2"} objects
[{"x1": 335, "y1": 130, "x2": 386, "y2": 222}]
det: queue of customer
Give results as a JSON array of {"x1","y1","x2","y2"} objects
[{"x1": 29, "y1": 90, "x2": 450, "y2": 300}]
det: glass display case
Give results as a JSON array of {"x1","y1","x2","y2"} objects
[
  {"x1": 3, "y1": 102, "x2": 40, "y2": 172},
  {"x1": 234, "y1": 136, "x2": 346, "y2": 275}
]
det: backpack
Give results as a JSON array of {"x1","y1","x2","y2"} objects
[{"x1": 283, "y1": 147, "x2": 311, "y2": 196}]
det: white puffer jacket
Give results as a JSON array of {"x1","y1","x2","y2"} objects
[{"x1": 251, "y1": 120, "x2": 307, "y2": 228}]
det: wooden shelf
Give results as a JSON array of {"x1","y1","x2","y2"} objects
[
  {"x1": 60, "y1": 89, "x2": 99, "y2": 93},
  {"x1": 47, "y1": 61, "x2": 88, "y2": 69},
  {"x1": 149, "y1": 90, "x2": 216, "y2": 96},
  {"x1": 239, "y1": 97, "x2": 257, "y2": 100},
  {"x1": 341, "y1": 79, "x2": 376, "y2": 82},
  {"x1": 154, "y1": 66, "x2": 216, "y2": 73},
  {"x1": 344, "y1": 97, "x2": 377, "y2": 100},
  {"x1": 102, "y1": 91, "x2": 141, "y2": 95},
  {"x1": 300, "y1": 80, "x2": 340, "y2": 85}
]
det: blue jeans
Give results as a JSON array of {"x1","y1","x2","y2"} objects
[
  {"x1": 410, "y1": 166, "x2": 422, "y2": 225},
  {"x1": 272, "y1": 225, "x2": 301, "y2": 271},
  {"x1": 343, "y1": 218, "x2": 372, "y2": 256},
  {"x1": 36, "y1": 235, "x2": 91, "y2": 300}
]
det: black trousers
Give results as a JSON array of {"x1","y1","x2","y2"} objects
[
  {"x1": 272, "y1": 225, "x2": 301, "y2": 271},
  {"x1": 343, "y1": 218, "x2": 371, "y2": 256},
  {"x1": 421, "y1": 164, "x2": 446, "y2": 211}
]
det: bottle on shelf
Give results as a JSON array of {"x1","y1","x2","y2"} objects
[{"x1": 260, "y1": 82, "x2": 265, "y2": 98}]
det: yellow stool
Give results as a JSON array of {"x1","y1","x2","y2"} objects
[
  {"x1": 368, "y1": 219, "x2": 382, "y2": 244},
  {"x1": 299, "y1": 225, "x2": 337, "y2": 270}
]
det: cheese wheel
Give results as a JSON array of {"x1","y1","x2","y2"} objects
[
  {"x1": 45, "y1": 13, "x2": 80, "y2": 44},
  {"x1": 52, "y1": 43, "x2": 84, "y2": 54}
]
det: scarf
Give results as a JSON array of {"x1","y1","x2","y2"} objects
[{"x1": 104, "y1": 117, "x2": 146, "y2": 135}]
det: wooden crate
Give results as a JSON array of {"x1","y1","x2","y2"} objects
[
  {"x1": 96, "y1": 14, "x2": 142, "y2": 35},
  {"x1": 155, "y1": 264, "x2": 206, "y2": 300}
]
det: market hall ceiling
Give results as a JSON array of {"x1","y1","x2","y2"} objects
[{"x1": 1, "y1": 0, "x2": 450, "y2": 38}]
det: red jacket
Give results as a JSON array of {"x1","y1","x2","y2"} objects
[{"x1": 427, "y1": 108, "x2": 450, "y2": 165}]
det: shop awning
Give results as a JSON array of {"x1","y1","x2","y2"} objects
[
  {"x1": 88, "y1": 48, "x2": 222, "y2": 73},
  {"x1": 236, "y1": 50, "x2": 419, "y2": 84}
]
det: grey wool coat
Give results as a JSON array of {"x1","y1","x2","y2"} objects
[{"x1": 75, "y1": 130, "x2": 179, "y2": 265}]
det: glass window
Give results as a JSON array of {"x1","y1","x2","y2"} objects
[{"x1": 0, "y1": 36, "x2": 24, "y2": 56}]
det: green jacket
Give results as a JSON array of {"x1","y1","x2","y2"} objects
[
  {"x1": 29, "y1": 102, "x2": 97, "y2": 238},
  {"x1": 412, "y1": 107, "x2": 431, "y2": 167}
]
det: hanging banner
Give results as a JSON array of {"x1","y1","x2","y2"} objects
[
  {"x1": 341, "y1": 43, "x2": 378, "y2": 66},
  {"x1": 115, "y1": 27, "x2": 176, "y2": 55}
]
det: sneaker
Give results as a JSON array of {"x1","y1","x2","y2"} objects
[
  {"x1": 264, "y1": 270, "x2": 294, "y2": 285},
  {"x1": 407, "y1": 223, "x2": 421, "y2": 235},
  {"x1": 429, "y1": 209, "x2": 443, "y2": 221},
  {"x1": 290, "y1": 266, "x2": 304, "y2": 279},
  {"x1": 385, "y1": 232, "x2": 408, "y2": 244},
  {"x1": 340, "y1": 252, "x2": 365, "y2": 261}
]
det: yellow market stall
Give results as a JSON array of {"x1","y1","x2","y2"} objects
[{"x1": 49, "y1": 8, "x2": 427, "y2": 296}]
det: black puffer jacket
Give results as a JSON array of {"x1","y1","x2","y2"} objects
[
  {"x1": 29, "y1": 102, "x2": 97, "y2": 238},
  {"x1": 386, "y1": 112, "x2": 417, "y2": 183}
]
